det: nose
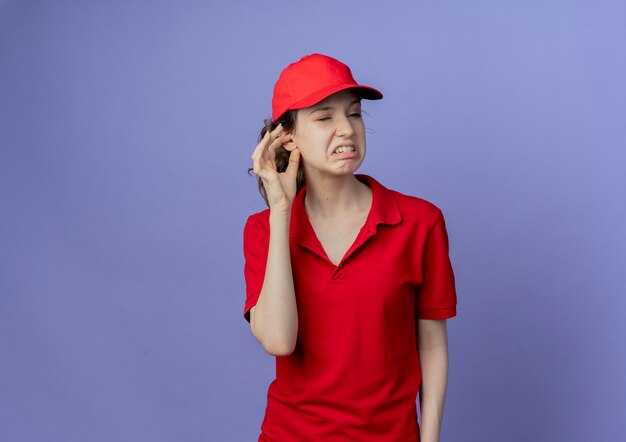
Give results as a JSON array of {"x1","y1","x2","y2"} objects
[{"x1": 335, "y1": 114, "x2": 354, "y2": 138}]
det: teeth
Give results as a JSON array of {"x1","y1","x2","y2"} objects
[{"x1": 334, "y1": 145, "x2": 355, "y2": 154}]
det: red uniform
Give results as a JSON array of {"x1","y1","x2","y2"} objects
[{"x1": 243, "y1": 173, "x2": 458, "y2": 441}]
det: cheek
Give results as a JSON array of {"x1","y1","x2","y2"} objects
[
  {"x1": 354, "y1": 120, "x2": 366, "y2": 134},
  {"x1": 293, "y1": 123, "x2": 337, "y2": 151},
  {"x1": 294, "y1": 132, "x2": 323, "y2": 151}
]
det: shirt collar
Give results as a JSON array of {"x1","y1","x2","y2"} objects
[{"x1": 289, "y1": 174, "x2": 402, "y2": 243}]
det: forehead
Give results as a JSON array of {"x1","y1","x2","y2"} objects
[{"x1": 313, "y1": 89, "x2": 361, "y2": 107}]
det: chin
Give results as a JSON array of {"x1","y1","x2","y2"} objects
[{"x1": 334, "y1": 162, "x2": 363, "y2": 175}]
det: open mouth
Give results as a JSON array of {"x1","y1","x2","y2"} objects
[{"x1": 332, "y1": 145, "x2": 357, "y2": 158}]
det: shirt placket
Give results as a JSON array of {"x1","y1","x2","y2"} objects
[{"x1": 302, "y1": 218, "x2": 378, "y2": 280}]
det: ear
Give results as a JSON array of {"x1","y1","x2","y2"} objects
[{"x1": 283, "y1": 139, "x2": 297, "y2": 152}]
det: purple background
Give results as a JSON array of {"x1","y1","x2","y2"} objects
[{"x1": 2, "y1": 1, "x2": 625, "y2": 441}]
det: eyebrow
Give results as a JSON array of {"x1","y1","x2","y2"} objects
[{"x1": 308, "y1": 99, "x2": 361, "y2": 115}]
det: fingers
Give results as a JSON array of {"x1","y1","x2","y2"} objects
[
  {"x1": 255, "y1": 131, "x2": 291, "y2": 163},
  {"x1": 285, "y1": 147, "x2": 300, "y2": 176},
  {"x1": 271, "y1": 123, "x2": 284, "y2": 137},
  {"x1": 251, "y1": 123, "x2": 287, "y2": 160},
  {"x1": 252, "y1": 124, "x2": 293, "y2": 178},
  {"x1": 251, "y1": 131, "x2": 270, "y2": 159},
  {"x1": 266, "y1": 125, "x2": 290, "y2": 157},
  {"x1": 267, "y1": 133, "x2": 292, "y2": 158}
]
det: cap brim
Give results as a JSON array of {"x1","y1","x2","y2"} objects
[
  {"x1": 290, "y1": 83, "x2": 383, "y2": 110},
  {"x1": 272, "y1": 83, "x2": 383, "y2": 122}
]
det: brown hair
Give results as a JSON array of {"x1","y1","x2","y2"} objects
[{"x1": 247, "y1": 109, "x2": 305, "y2": 207}]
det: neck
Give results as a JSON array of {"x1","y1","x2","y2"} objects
[{"x1": 303, "y1": 173, "x2": 371, "y2": 219}]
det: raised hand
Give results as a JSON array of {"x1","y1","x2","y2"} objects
[{"x1": 251, "y1": 123, "x2": 301, "y2": 212}]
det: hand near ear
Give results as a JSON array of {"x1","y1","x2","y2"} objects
[{"x1": 251, "y1": 124, "x2": 301, "y2": 212}]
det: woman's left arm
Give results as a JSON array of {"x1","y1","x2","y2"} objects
[{"x1": 417, "y1": 318, "x2": 449, "y2": 442}]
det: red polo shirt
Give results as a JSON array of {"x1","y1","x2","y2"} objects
[{"x1": 243, "y1": 173, "x2": 457, "y2": 442}]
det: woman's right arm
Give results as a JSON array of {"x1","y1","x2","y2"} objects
[
  {"x1": 249, "y1": 123, "x2": 301, "y2": 356},
  {"x1": 250, "y1": 209, "x2": 298, "y2": 356}
]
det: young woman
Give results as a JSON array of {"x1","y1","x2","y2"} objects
[{"x1": 243, "y1": 53, "x2": 458, "y2": 442}]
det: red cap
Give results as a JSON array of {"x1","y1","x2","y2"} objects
[{"x1": 271, "y1": 53, "x2": 383, "y2": 122}]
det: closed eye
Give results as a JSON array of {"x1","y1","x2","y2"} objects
[{"x1": 317, "y1": 112, "x2": 361, "y2": 121}]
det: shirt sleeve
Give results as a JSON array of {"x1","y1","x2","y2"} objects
[
  {"x1": 415, "y1": 211, "x2": 458, "y2": 319},
  {"x1": 242, "y1": 214, "x2": 269, "y2": 323}
]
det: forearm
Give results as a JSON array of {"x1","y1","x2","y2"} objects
[
  {"x1": 252, "y1": 210, "x2": 298, "y2": 355},
  {"x1": 417, "y1": 319, "x2": 449, "y2": 442}
]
